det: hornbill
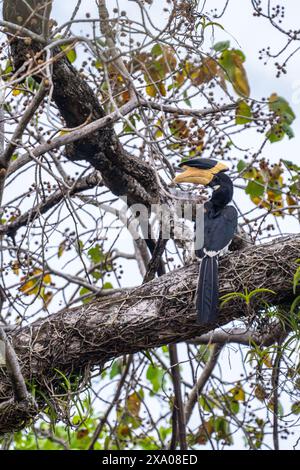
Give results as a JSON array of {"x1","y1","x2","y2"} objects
[{"x1": 173, "y1": 158, "x2": 238, "y2": 324}]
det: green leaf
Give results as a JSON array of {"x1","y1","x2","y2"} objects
[
  {"x1": 267, "y1": 94, "x2": 295, "y2": 143},
  {"x1": 94, "y1": 59, "x2": 102, "y2": 69},
  {"x1": 197, "y1": 344, "x2": 211, "y2": 363},
  {"x1": 291, "y1": 296, "x2": 300, "y2": 314},
  {"x1": 229, "y1": 384, "x2": 246, "y2": 402},
  {"x1": 214, "y1": 417, "x2": 233, "y2": 445},
  {"x1": 204, "y1": 21, "x2": 224, "y2": 31},
  {"x1": 58, "y1": 241, "x2": 65, "y2": 258},
  {"x1": 110, "y1": 360, "x2": 122, "y2": 379},
  {"x1": 281, "y1": 159, "x2": 300, "y2": 172},
  {"x1": 213, "y1": 40, "x2": 230, "y2": 52},
  {"x1": 142, "y1": 350, "x2": 155, "y2": 366},
  {"x1": 269, "y1": 94, "x2": 296, "y2": 124},
  {"x1": 293, "y1": 261, "x2": 300, "y2": 294},
  {"x1": 60, "y1": 44, "x2": 77, "y2": 63},
  {"x1": 123, "y1": 115, "x2": 136, "y2": 133},
  {"x1": 199, "y1": 395, "x2": 216, "y2": 412},
  {"x1": 229, "y1": 399, "x2": 240, "y2": 415},
  {"x1": 88, "y1": 244, "x2": 104, "y2": 264},
  {"x1": 102, "y1": 282, "x2": 113, "y2": 289},
  {"x1": 66, "y1": 48, "x2": 77, "y2": 63},
  {"x1": 282, "y1": 122, "x2": 294, "y2": 139},
  {"x1": 91, "y1": 270, "x2": 102, "y2": 281},
  {"x1": 151, "y1": 44, "x2": 163, "y2": 57},
  {"x1": 159, "y1": 426, "x2": 172, "y2": 440},
  {"x1": 220, "y1": 291, "x2": 246, "y2": 308},
  {"x1": 291, "y1": 402, "x2": 300, "y2": 415},
  {"x1": 267, "y1": 124, "x2": 285, "y2": 143},
  {"x1": 237, "y1": 159, "x2": 247, "y2": 172},
  {"x1": 183, "y1": 90, "x2": 192, "y2": 107},
  {"x1": 0, "y1": 60, "x2": 13, "y2": 80},
  {"x1": 146, "y1": 365, "x2": 164, "y2": 393},
  {"x1": 236, "y1": 100, "x2": 252, "y2": 124},
  {"x1": 75, "y1": 239, "x2": 84, "y2": 254},
  {"x1": 146, "y1": 84, "x2": 157, "y2": 97},
  {"x1": 219, "y1": 49, "x2": 250, "y2": 97},
  {"x1": 233, "y1": 49, "x2": 246, "y2": 62},
  {"x1": 245, "y1": 180, "x2": 264, "y2": 198},
  {"x1": 247, "y1": 288, "x2": 276, "y2": 300},
  {"x1": 79, "y1": 287, "x2": 93, "y2": 304},
  {"x1": 27, "y1": 76, "x2": 39, "y2": 91}
]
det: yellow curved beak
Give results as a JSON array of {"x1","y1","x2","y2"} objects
[{"x1": 173, "y1": 162, "x2": 228, "y2": 186}]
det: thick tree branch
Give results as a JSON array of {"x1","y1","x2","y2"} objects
[
  {"x1": 2, "y1": 1, "x2": 238, "y2": 210},
  {"x1": 0, "y1": 234, "x2": 298, "y2": 434},
  {"x1": 3, "y1": 1, "x2": 159, "y2": 207}
]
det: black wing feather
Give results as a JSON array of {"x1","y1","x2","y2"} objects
[
  {"x1": 196, "y1": 256, "x2": 219, "y2": 324},
  {"x1": 195, "y1": 205, "x2": 237, "y2": 323}
]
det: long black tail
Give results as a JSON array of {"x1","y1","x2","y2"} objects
[{"x1": 196, "y1": 256, "x2": 219, "y2": 324}]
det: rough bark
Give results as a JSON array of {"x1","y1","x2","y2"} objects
[
  {"x1": 3, "y1": 0, "x2": 160, "y2": 206},
  {"x1": 0, "y1": 234, "x2": 299, "y2": 434}
]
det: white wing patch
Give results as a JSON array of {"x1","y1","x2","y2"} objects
[
  {"x1": 204, "y1": 241, "x2": 231, "y2": 258},
  {"x1": 203, "y1": 249, "x2": 218, "y2": 257}
]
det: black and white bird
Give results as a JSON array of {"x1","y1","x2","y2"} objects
[{"x1": 173, "y1": 158, "x2": 238, "y2": 324}]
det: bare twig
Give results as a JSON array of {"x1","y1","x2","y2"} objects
[
  {"x1": 7, "y1": 97, "x2": 138, "y2": 176},
  {"x1": 169, "y1": 344, "x2": 187, "y2": 450},
  {"x1": 88, "y1": 356, "x2": 132, "y2": 450},
  {"x1": 190, "y1": 323, "x2": 286, "y2": 347},
  {"x1": 140, "y1": 99, "x2": 237, "y2": 119},
  {"x1": 0, "y1": 288, "x2": 29, "y2": 403},
  {"x1": 0, "y1": 171, "x2": 102, "y2": 236},
  {"x1": 185, "y1": 344, "x2": 223, "y2": 424},
  {"x1": 143, "y1": 236, "x2": 167, "y2": 284},
  {"x1": 0, "y1": 82, "x2": 47, "y2": 170}
]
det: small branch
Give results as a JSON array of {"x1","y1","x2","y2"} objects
[
  {"x1": 0, "y1": 20, "x2": 46, "y2": 43},
  {"x1": 169, "y1": 406, "x2": 178, "y2": 450},
  {"x1": 190, "y1": 323, "x2": 285, "y2": 347},
  {"x1": 7, "y1": 97, "x2": 138, "y2": 177},
  {"x1": 77, "y1": 196, "x2": 151, "y2": 277},
  {"x1": 0, "y1": 305, "x2": 28, "y2": 403},
  {"x1": 140, "y1": 99, "x2": 237, "y2": 119},
  {"x1": 169, "y1": 344, "x2": 187, "y2": 450},
  {"x1": 271, "y1": 335, "x2": 286, "y2": 451},
  {"x1": 142, "y1": 224, "x2": 187, "y2": 449},
  {"x1": 1, "y1": 171, "x2": 102, "y2": 237},
  {"x1": 33, "y1": 427, "x2": 69, "y2": 450},
  {"x1": 185, "y1": 344, "x2": 223, "y2": 424},
  {"x1": 97, "y1": 0, "x2": 133, "y2": 93},
  {"x1": 0, "y1": 82, "x2": 47, "y2": 170},
  {"x1": 143, "y1": 236, "x2": 167, "y2": 284},
  {"x1": 88, "y1": 356, "x2": 132, "y2": 450},
  {"x1": 0, "y1": 288, "x2": 28, "y2": 403},
  {"x1": 272, "y1": 348, "x2": 281, "y2": 451},
  {"x1": 6, "y1": 99, "x2": 235, "y2": 180}
]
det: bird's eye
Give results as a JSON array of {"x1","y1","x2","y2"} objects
[{"x1": 212, "y1": 185, "x2": 220, "y2": 190}]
